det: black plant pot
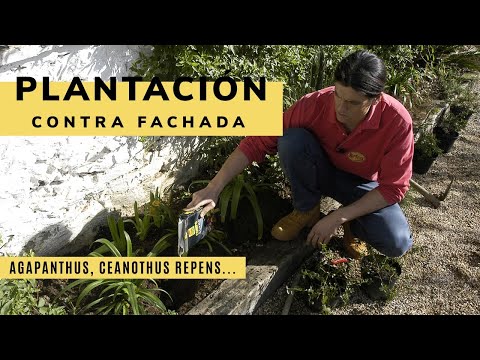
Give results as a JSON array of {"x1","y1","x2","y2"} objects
[
  {"x1": 433, "y1": 126, "x2": 459, "y2": 153},
  {"x1": 361, "y1": 262, "x2": 402, "y2": 301},
  {"x1": 412, "y1": 148, "x2": 439, "y2": 175}
]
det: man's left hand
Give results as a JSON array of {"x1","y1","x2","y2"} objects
[{"x1": 306, "y1": 212, "x2": 344, "y2": 248}]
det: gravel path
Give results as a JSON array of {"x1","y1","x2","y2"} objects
[{"x1": 256, "y1": 91, "x2": 480, "y2": 315}]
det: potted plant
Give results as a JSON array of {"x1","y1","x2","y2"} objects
[
  {"x1": 434, "y1": 99, "x2": 475, "y2": 153},
  {"x1": 434, "y1": 78, "x2": 477, "y2": 153},
  {"x1": 412, "y1": 131, "x2": 443, "y2": 174},
  {"x1": 360, "y1": 253, "x2": 402, "y2": 302},
  {"x1": 290, "y1": 247, "x2": 356, "y2": 314}
]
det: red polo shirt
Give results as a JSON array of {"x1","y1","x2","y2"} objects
[{"x1": 238, "y1": 86, "x2": 414, "y2": 204}]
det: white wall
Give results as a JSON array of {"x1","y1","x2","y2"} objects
[{"x1": 0, "y1": 45, "x2": 203, "y2": 255}]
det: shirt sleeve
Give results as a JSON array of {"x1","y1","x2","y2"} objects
[
  {"x1": 376, "y1": 119, "x2": 414, "y2": 204},
  {"x1": 237, "y1": 135, "x2": 278, "y2": 163},
  {"x1": 238, "y1": 93, "x2": 319, "y2": 163}
]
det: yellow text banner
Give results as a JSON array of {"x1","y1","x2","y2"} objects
[
  {"x1": 0, "y1": 256, "x2": 246, "y2": 279},
  {"x1": 0, "y1": 80, "x2": 283, "y2": 136}
]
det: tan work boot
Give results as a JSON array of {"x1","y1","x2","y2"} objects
[
  {"x1": 271, "y1": 203, "x2": 321, "y2": 241},
  {"x1": 342, "y1": 221, "x2": 368, "y2": 260}
]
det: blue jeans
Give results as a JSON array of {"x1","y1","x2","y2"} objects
[{"x1": 277, "y1": 128, "x2": 412, "y2": 257}]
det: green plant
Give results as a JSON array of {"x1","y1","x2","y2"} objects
[
  {"x1": 446, "y1": 91, "x2": 476, "y2": 133},
  {"x1": 133, "y1": 188, "x2": 179, "y2": 257},
  {"x1": 440, "y1": 110, "x2": 469, "y2": 134},
  {"x1": 92, "y1": 216, "x2": 130, "y2": 256},
  {"x1": 247, "y1": 154, "x2": 287, "y2": 191},
  {"x1": 125, "y1": 201, "x2": 152, "y2": 241},
  {"x1": 0, "y1": 278, "x2": 68, "y2": 315},
  {"x1": 130, "y1": 45, "x2": 353, "y2": 110},
  {"x1": 437, "y1": 45, "x2": 480, "y2": 73},
  {"x1": 62, "y1": 275, "x2": 172, "y2": 315},
  {"x1": 437, "y1": 68, "x2": 479, "y2": 104},
  {"x1": 360, "y1": 252, "x2": 402, "y2": 302},
  {"x1": 148, "y1": 188, "x2": 177, "y2": 229},
  {"x1": 290, "y1": 247, "x2": 357, "y2": 314},
  {"x1": 365, "y1": 45, "x2": 440, "y2": 108},
  {"x1": 0, "y1": 251, "x2": 67, "y2": 315},
  {"x1": 414, "y1": 131, "x2": 443, "y2": 159},
  {"x1": 61, "y1": 227, "x2": 172, "y2": 315},
  {"x1": 197, "y1": 213, "x2": 232, "y2": 255},
  {"x1": 147, "y1": 228, "x2": 176, "y2": 257},
  {"x1": 189, "y1": 174, "x2": 267, "y2": 240}
]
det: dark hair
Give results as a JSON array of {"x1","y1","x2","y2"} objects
[{"x1": 334, "y1": 50, "x2": 386, "y2": 98}]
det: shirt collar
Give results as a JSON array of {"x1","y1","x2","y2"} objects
[
  {"x1": 327, "y1": 90, "x2": 383, "y2": 130},
  {"x1": 358, "y1": 96, "x2": 382, "y2": 130}
]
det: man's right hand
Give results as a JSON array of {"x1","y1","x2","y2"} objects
[
  {"x1": 185, "y1": 185, "x2": 221, "y2": 218},
  {"x1": 184, "y1": 147, "x2": 250, "y2": 218}
]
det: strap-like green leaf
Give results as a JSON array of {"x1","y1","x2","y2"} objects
[
  {"x1": 125, "y1": 284, "x2": 140, "y2": 315},
  {"x1": 58, "y1": 279, "x2": 90, "y2": 298},
  {"x1": 98, "y1": 298, "x2": 116, "y2": 315},
  {"x1": 244, "y1": 183, "x2": 264, "y2": 238},
  {"x1": 141, "y1": 215, "x2": 152, "y2": 241},
  {"x1": 99, "y1": 281, "x2": 124, "y2": 297},
  {"x1": 219, "y1": 185, "x2": 233, "y2": 223},
  {"x1": 230, "y1": 176, "x2": 244, "y2": 221},
  {"x1": 187, "y1": 180, "x2": 210, "y2": 194},
  {"x1": 89, "y1": 241, "x2": 110, "y2": 256},
  {"x1": 117, "y1": 219, "x2": 127, "y2": 254},
  {"x1": 81, "y1": 296, "x2": 107, "y2": 313},
  {"x1": 93, "y1": 239, "x2": 121, "y2": 257},
  {"x1": 125, "y1": 231, "x2": 133, "y2": 257},
  {"x1": 146, "y1": 286, "x2": 173, "y2": 302},
  {"x1": 137, "y1": 289, "x2": 167, "y2": 312},
  {"x1": 124, "y1": 218, "x2": 137, "y2": 227},
  {"x1": 77, "y1": 280, "x2": 106, "y2": 307},
  {"x1": 134, "y1": 201, "x2": 139, "y2": 222},
  {"x1": 207, "y1": 238, "x2": 232, "y2": 255},
  {"x1": 107, "y1": 216, "x2": 120, "y2": 248},
  {"x1": 246, "y1": 194, "x2": 264, "y2": 240},
  {"x1": 88, "y1": 251, "x2": 105, "y2": 257},
  {"x1": 147, "y1": 232, "x2": 174, "y2": 257}
]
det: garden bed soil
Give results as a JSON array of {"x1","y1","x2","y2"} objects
[{"x1": 37, "y1": 187, "x2": 293, "y2": 315}]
